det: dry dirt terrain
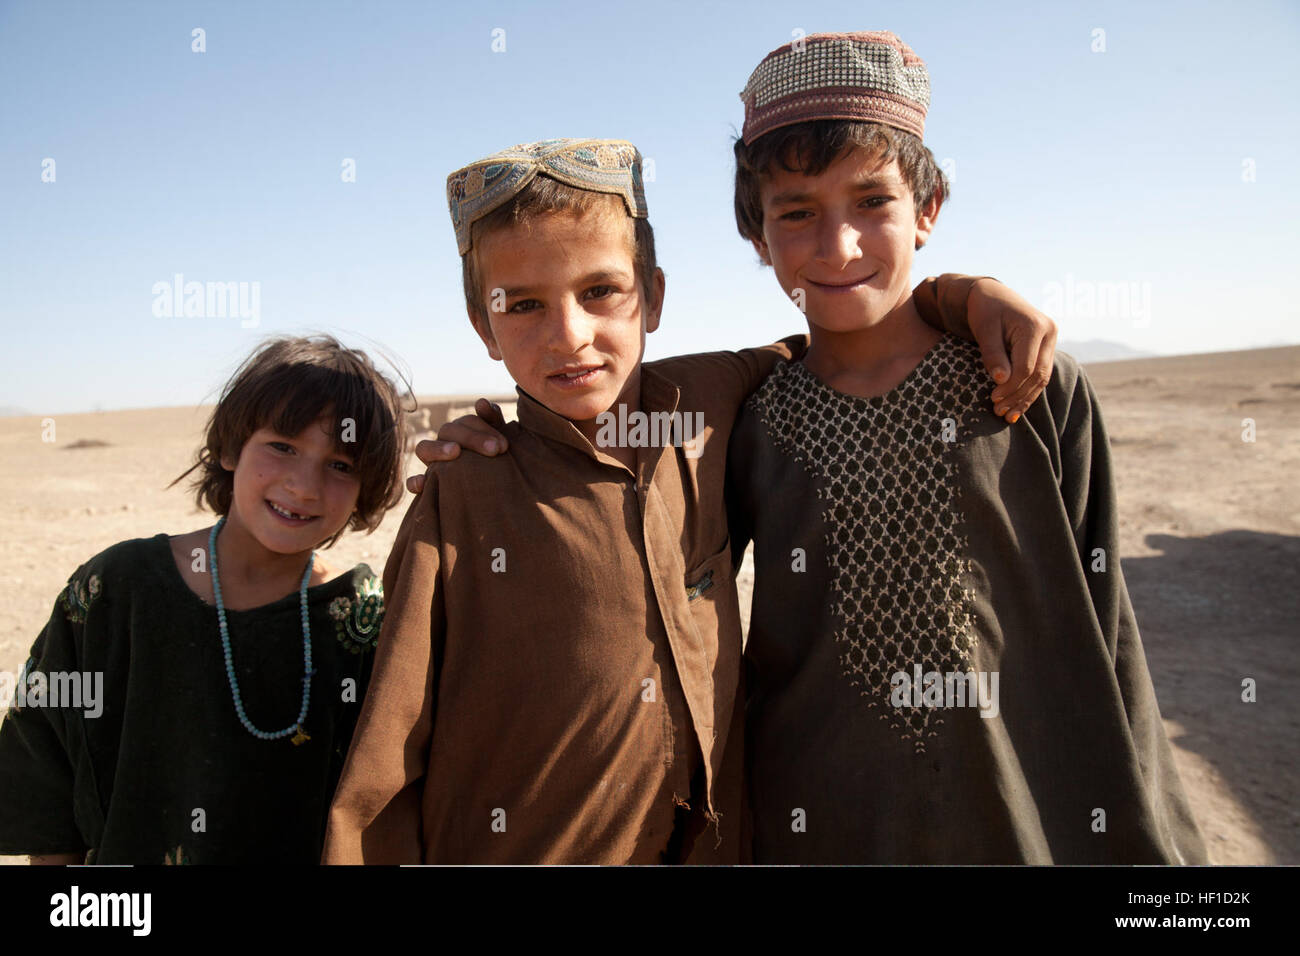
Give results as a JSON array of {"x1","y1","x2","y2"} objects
[
  {"x1": 0, "y1": 346, "x2": 1295, "y2": 865},
  {"x1": 1081, "y1": 347, "x2": 1299, "y2": 865}
]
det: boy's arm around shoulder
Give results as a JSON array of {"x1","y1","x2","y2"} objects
[
  {"x1": 1032, "y1": 356, "x2": 1208, "y2": 864},
  {"x1": 432, "y1": 337, "x2": 812, "y2": 470},
  {"x1": 323, "y1": 472, "x2": 445, "y2": 864},
  {"x1": 646, "y1": 334, "x2": 809, "y2": 413},
  {"x1": 915, "y1": 274, "x2": 1058, "y2": 420}
]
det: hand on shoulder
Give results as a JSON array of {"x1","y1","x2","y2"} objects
[{"x1": 406, "y1": 399, "x2": 510, "y2": 496}]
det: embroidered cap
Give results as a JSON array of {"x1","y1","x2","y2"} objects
[
  {"x1": 446, "y1": 138, "x2": 648, "y2": 255},
  {"x1": 739, "y1": 31, "x2": 931, "y2": 144}
]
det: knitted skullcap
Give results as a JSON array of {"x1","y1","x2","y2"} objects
[
  {"x1": 740, "y1": 31, "x2": 930, "y2": 144},
  {"x1": 446, "y1": 138, "x2": 647, "y2": 255}
]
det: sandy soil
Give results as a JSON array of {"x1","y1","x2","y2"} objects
[
  {"x1": 1080, "y1": 346, "x2": 1299, "y2": 865},
  {"x1": 1, "y1": 347, "x2": 1295, "y2": 864}
]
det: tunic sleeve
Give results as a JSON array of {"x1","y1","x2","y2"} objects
[
  {"x1": 647, "y1": 334, "x2": 810, "y2": 415},
  {"x1": 322, "y1": 476, "x2": 444, "y2": 864},
  {"x1": 0, "y1": 574, "x2": 98, "y2": 857},
  {"x1": 1055, "y1": 365, "x2": 1209, "y2": 864},
  {"x1": 912, "y1": 273, "x2": 989, "y2": 342},
  {"x1": 727, "y1": 334, "x2": 809, "y2": 397}
]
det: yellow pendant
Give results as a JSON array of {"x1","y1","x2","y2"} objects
[{"x1": 291, "y1": 725, "x2": 311, "y2": 746}]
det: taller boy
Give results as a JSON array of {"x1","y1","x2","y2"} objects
[{"x1": 727, "y1": 31, "x2": 1206, "y2": 863}]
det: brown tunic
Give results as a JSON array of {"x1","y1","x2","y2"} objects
[{"x1": 322, "y1": 346, "x2": 800, "y2": 863}]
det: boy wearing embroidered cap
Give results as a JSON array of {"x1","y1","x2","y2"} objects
[
  {"x1": 325, "y1": 137, "x2": 792, "y2": 863},
  {"x1": 727, "y1": 31, "x2": 1207, "y2": 863},
  {"x1": 324, "y1": 135, "x2": 1055, "y2": 864}
]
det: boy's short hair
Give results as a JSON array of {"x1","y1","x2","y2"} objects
[
  {"x1": 733, "y1": 118, "x2": 949, "y2": 244},
  {"x1": 177, "y1": 335, "x2": 409, "y2": 547},
  {"x1": 460, "y1": 174, "x2": 659, "y2": 324},
  {"x1": 733, "y1": 31, "x2": 945, "y2": 244}
]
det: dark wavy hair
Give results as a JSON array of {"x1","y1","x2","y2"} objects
[
  {"x1": 734, "y1": 119, "x2": 949, "y2": 245},
  {"x1": 172, "y1": 335, "x2": 409, "y2": 548}
]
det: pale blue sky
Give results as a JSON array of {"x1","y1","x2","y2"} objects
[{"x1": 2, "y1": 0, "x2": 1297, "y2": 413}]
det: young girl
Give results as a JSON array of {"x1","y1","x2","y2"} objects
[{"x1": 0, "y1": 335, "x2": 407, "y2": 864}]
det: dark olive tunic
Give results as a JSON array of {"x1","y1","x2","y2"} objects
[
  {"x1": 0, "y1": 534, "x2": 379, "y2": 864},
  {"x1": 728, "y1": 335, "x2": 1207, "y2": 864}
]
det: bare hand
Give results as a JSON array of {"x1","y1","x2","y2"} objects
[
  {"x1": 968, "y1": 278, "x2": 1058, "y2": 423},
  {"x1": 405, "y1": 399, "x2": 509, "y2": 495}
]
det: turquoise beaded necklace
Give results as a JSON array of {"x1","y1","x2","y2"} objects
[{"x1": 208, "y1": 516, "x2": 314, "y2": 745}]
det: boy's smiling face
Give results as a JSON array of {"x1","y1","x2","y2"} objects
[
  {"x1": 752, "y1": 145, "x2": 939, "y2": 335},
  {"x1": 470, "y1": 202, "x2": 664, "y2": 432}
]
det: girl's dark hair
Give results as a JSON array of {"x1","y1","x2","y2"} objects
[
  {"x1": 733, "y1": 119, "x2": 949, "y2": 244},
  {"x1": 172, "y1": 335, "x2": 410, "y2": 548}
]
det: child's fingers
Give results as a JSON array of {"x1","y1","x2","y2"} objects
[
  {"x1": 437, "y1": 415, "x2": 507, "y2": 456},
  {"x1": 475, "y1": 398, "x2": 507, "y2": 429},
  {"x1": 414, "y1": 438, "x2": 462, "y2": 466},
  {"x1": 405, "y1": 472, "x2": 426, "y2": 496},
  {"x1": 974, "y1": 313, "x2": 1013, "y2": 391},
  {"x1": 995, "y1": 329, "x2": 1056, "y2": 421}
]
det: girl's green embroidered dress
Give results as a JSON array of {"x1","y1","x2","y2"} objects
[{"x1": 0, "y1": 534, "x2": 381, "y2": 864}]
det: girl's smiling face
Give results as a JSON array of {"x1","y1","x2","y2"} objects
[{"x1": 220, "y1": 417, "x2": 361, "y2": 556}]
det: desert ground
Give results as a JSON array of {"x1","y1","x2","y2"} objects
[{"x1": 0, "y1": 346, "x2": 1295, "y2": 865}]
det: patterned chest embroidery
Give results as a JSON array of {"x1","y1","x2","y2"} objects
[
  {"x1": 750, "y1": 336, "x2": 986, "y2": 752},
  {"x1": 329, "y1": 575, "x2": 384, "y2": 654}
]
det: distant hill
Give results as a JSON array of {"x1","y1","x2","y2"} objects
[
  {"x1": 1060, "y1": 340, "x2": 1158, "y2": 364},
  {"x1": 0, "y1": 406, "x2": 30, "y2": 418}
]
